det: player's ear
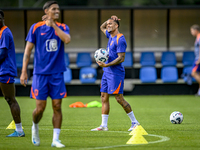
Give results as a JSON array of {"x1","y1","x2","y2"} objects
[
  {"x1": 115, "y1": 23, "x2": 118, "y2": 29},
  {"x1": 44, "y1": 8, "x2": 48, "y2": 14}
]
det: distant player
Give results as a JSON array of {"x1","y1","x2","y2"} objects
[
  {"x1": 20, "y1": 1, "x2": 70, "y2": 148},
  {"x1": 190, "y1": 24, "x2": 200, "y2": 96},
  {"x1": 91, "y1": 15, "x2": 140, "y2": 131},
  {"x1": 0, "y1": 10, "x2": 25, "y2": 137}
]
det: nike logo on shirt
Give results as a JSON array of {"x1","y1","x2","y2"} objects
[{"x1": 41, "y1": 33, "x2": 46, "y2": 35}]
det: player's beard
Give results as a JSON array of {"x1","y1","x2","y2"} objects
[
  {"x1": 108, "y1": 28, "x2": 116, "y2": 34},
  {"x1": 108, "y1": 29, "x2": 113, "y2": 33}
]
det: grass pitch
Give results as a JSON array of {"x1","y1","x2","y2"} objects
[{"x1": 0, "y1": 95, "x2": 200, "y2": 150}]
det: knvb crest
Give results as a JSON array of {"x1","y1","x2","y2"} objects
[{"x1": 46, "y1": 39, "x2": 58, "y2": 52}]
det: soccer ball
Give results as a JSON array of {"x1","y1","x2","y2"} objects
[
  {"x1": 94, "y1": 48, "x2": 109, "y2": 62},
  {"x1": 170, "y1": 111, "x2": 183, "y2": 124}
]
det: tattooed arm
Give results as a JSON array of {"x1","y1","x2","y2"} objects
[
  {"x1": 100, "y1": 20, "x2": 107, "y2": 35},
  {"x1": 97, "y1": 52, "x2": 125, "y2": 67},
  {"x1": 20, "y1": 41, "x2": 34, "y2": 87}
]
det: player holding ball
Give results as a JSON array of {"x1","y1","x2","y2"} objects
[{"x1": 91, "y1": 15, "x2": 140, "y2": 131}]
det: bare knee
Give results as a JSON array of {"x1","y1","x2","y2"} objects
[
  {"x1": 115, "y1": 94, "x2": 123, "y2": 104},
  {"x1": 36, "y1": 107, "x2": 45, "y2": 114},
  {"x1": 101, "y1": 93, "x2": 108, "y2": 103},
  {"x1": 115, "y1": 94, "x2": 132, "y2": 113},
  {"x1": 191, "y1": 71, "x2": 200, "y2": 78},
  {"x1": 191, "y1": 71, "x2": 195, "y2": 77},
  {"x1": 35, "y1": 103, "x2": 46, "y2": 114},
  {"x1": 53, "y1": 103, "x2": 61, "y2": 111},
  {"x1": 5, "y1": 96, "x2": 16, "y2": 106},
  {"x1": 35, "y1": 100, "x2": 47, "y2": 114}
]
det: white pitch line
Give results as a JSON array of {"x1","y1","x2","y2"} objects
[
  {"x1": 80, "y1": 134, "x2": 170, "y2": 150},
  {"x1": 148, "y1": 134, "x2": 170, "y2": 144},
  {"x1": 1, "y1": 128, "x2": 170, "y2": 149}
]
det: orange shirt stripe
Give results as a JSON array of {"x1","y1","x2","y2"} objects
[
  {"x1": 197, "y1": 33, "x2": 200, "y2": 42},
  {"x1": 116, "y1": 33, "x2": 123, "y2": 45},
  {"x1": 0, "y1": 26, "x2": 8, "y2": 39},
  {"x1": 32, "y1": 21, "x2": 46, "y2": 34},
  {"x1": 32, "y1": 22, "x2": 66, "y2": 34},
  {"x1": 56, "y1": 22, "x2": 66, "y2": 30},
  {"x1": 113, "y1": 81, "x2": 122, "y2": 94}
]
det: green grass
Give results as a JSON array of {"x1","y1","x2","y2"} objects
[{"x1": 0, "y1": 95, "x2": 200, "y2": 150}]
